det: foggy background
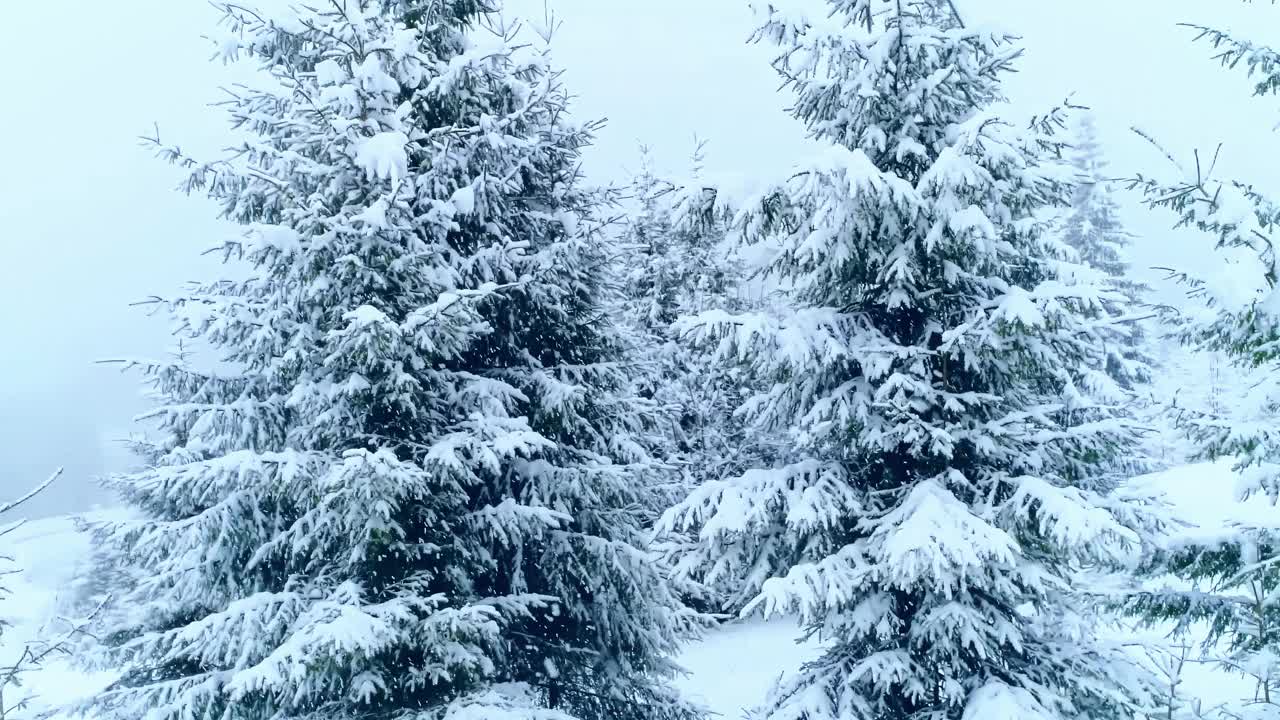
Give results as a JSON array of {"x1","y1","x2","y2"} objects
[{"x1": 2, "y1": 0, "x2": 1275, "y2": 517}]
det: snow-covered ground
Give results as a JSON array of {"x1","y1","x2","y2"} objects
[
  {"x1": 0, "y1": 461, "x2": 1265, "y2": 719},
  {"x1": 0, "y1": 513, "x2": 117, "y2": 716},
  {"x1": 1132, "y1": 460, "x2": 1258, "y2": 535},
  {"x1": 677, "y1": 618, "x2": 821, "y2": 718}
]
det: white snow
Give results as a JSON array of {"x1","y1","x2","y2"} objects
[
  {"x1": 451, "y1": 184, "x2": 476, "y2": 215},
  {"x1": 354, "y1": 131, "x2": 409, "y2": 182},
  {"x1": 0, "y1": 514, "x2": 120, "y2": 718},
  {"x1": 344, "y1": 304, "x2": 391, "y2": 328},
  {"x1": 315, "y1": 59, "x2": 347, "y2": 86},
  {"x1": 675, "y1": 618, "x2": 821, "y2": 719},
  {"x1": 355, "y1": 198, "x2": 390, "y2": 228},
  {"x1": 1129, "y1": 458, "x2": 1280, "y2": 541},
  {"x1": 994, "y1": 287, "x2": 1046, "y2": 328}
]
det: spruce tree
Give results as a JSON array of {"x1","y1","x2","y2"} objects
[
  {"x1": 615, "y1": 146, "x2": 778, "y2": 613},
  {"x1": 660, "y1": 2, "x2": 1160, "y2": 718},
  {"x1": 79, "y1": 3, "x2": 702, "y2": 720},
  {"x1": 1125, "y1": 9, "x2": 1280, "y2": 717},
  {"x1": 617, "y1": 148, "x2": 756, "y2": 453},
  {"x1": 618, "y1": 148, "x2": 682, "y2": 363},
  {"x1": 1057, "y1": 114, "x2": 1162, "y2": 479},
  {"x1": 614, "y1": 147, "x2": 687, "y2": 485},
  {"x1": 1061, "y1": 114, "x2": 1156, "y2": 394},
  {"x1": 1128, "y1": 523, "x2": 1280, "y2": 719},
  {"x1": 1129, "y1": 15, "x2": 1280, "y2": 504}
]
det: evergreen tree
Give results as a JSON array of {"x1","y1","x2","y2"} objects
[
  {"x1": 1128, "y1": 522, "x2": 1280, "y2": 720},
  {"x1": 613, "y1": 146, "x2": 687, "y2": 484},
  {"x1": 659, "y1": 2, "x2": 1162, "y2": 719},
  {"x1": 1057, "y1": 114, "x2": 1165, "y2": 478},
  {"x1": 1128, "y1": 15, "x2": 1280, "y2": 505},
  {"x1": 78, "y1": 3, "x2": 703, "y2": 720},
  {"x1": 615, "y1": 145, "x2": 777, "y2": 612},
  {"x1": 618, "y1": 148, "x2": 683, "y2": 362},
  {"x1": 1125, "y1": 9, "x2": 1280, "y2": 718},
  {"x1": 1061, "y1": 114, "x2": 1156, "y2": 395},
  {"x1": 617, "y1": 144, "x2": 750, "y2": 435},
  {"x1": 1146, "y1": 336, "x2": 1252, "y2": 469}
]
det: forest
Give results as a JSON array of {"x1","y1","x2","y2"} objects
[{"x1": 2, "y1": 1, "x2": 1280, "y2": 720}]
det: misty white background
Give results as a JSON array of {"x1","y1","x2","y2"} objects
[{"x1": 2, "y1": 0, "x2": 1276, "y2": 516}]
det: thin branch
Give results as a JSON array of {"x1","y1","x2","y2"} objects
[{"x1": 0, "y1": 469, "x2": 61, "y2": 517}]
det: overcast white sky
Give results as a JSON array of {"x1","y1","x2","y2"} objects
[{"x1": 1, "y1": 0, "x2": 1276, "y2": 516}]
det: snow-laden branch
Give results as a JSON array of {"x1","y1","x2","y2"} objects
[{"x1": 0, "y1": 468, "x2": 61, "y2": 518}]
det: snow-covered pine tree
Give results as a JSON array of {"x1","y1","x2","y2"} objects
[
  {"x1": 1061, "y1": 113, "x2": 1156, "y2": 394},
  {"x1": 79, "y1": 3, "x2": 703, "y2": 720},
  {"x1": 1127, "y1": 521, "x2": 1280, "y2": 720},
  {"x1": 617, "y1": 144, "x2": 749, "y2": 432},
  {"x1": 1145, "y1": 335, "x2": 1252, "y2": 468},
  {"x1": 618, "y1": 148, "x2": 681, "y2": 364},
  {"x1": 614, "y1": 145, "x2": 776, "y2": 612},
  {"x1": 1127, "y1": 12, "x2": 1280, "y2": 506},
  {"x1": 1124, "y1": 9, "x2": 1280, "y2": 718},
  {"x1": 614, "y1": 147, "x2": 686, "y2": 482},
  {"x1": 659, "y1": 1, "x2": 1163, "y2": 718},
  {"x1": 1057, "y1": 114, "x2": 1164, "y2": 477}
]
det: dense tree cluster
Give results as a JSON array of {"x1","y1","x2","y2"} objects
[{"x1": 31, "y1": 2, "x2": 1280, "y2": 720}]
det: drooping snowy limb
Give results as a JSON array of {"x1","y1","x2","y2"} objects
[
  {"x1": 77, "y1": 3, "x2": 704, "y2": 720},
  {"x1": 658, "y1": 2, "x2": 1167, "y2": 719},
  {"x1": 1182, "y1": 23, "x2": 1280, "y2": 99},
  {"x1": 1127, "y1": 521, "x2": 1280, "y2": 718}
]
